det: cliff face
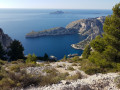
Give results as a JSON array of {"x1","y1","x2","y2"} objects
[
  {"x1": 68, "y1": 16, "x2": 106, "y2": 50},
  {"x1": 0, "y1": 28, "x2": 12, "y2": 50},
  {"x1": 26, "y1": 16, "x2": 106, "y2": 50}
]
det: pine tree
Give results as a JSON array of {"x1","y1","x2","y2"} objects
[
  {"x1": 44, "y1": 53, "x2": 49, "y2": 61},
  {"x1": 88, "y1": 3, "x2": 120, "y2": 63},
  {"x1": 82, "y1": 45, "x2": 91, "y2": 59},
  {"x1": 0, "y1": 42, "x2": 6, "y2": 60},
  {"x1": 8, "y1": 40, "x2": 24, "y2": 60}
]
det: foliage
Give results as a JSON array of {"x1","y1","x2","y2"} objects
[
  {"x1": 44, "y1": 53, "x2": 49, "y2": 61},
  {"x1": 42, "y1": 68, "x2": 57, "y2": 73},
  {"x1": 115, "y1": 76, "x2": 120, "y2": 89},
  {"x1": 87, "y1": 3, "x2": 120, "y2": 68},
  {"x1": 72, "y1": 63, "x2": 77, "y2": 66},
  {"x1": 26, "y1": 54, "x2": 37, "y2": 64},
  {"x1": 82, "y1": 45, "x2": 91, "y2": 59},
  {"x1": 67, "y1": 66, "x2": 74, "y2": 71},
  {"x1": 0, "y1": 42, "x2": 6, "y2": 60},
  {"x1": 66, "y1": 72, "x2": 82, "y2": 80},
  {"x1": 72, "y1": 56, "x2": 80, "y2": 61},
  {"x1": 63, "y1": 55, "x2": 67, "y2": 60},
  {"x1": 8, "y1": 40, "x2": 24, "y2": 61},
  {"x1": 11, "y1": 59, "x2": 24, "y2": 64},
  {"x1": 9, "y1": 65, "x2": 20, "y2": 72},
  {"x1": 0, "y1": 60, "x2": 6, "y2": 65},
  {"x1": 90, "y1": 35, "x2": 106, "y2": 53}
]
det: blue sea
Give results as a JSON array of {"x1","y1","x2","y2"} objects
[{"x1": 0, "y1": 9, "x2": 112, "y2": 59}]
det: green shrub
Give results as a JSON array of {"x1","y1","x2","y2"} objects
[
  {"x1": 0, "y1": 73, "x2": 4, "y2": 80},
  {"x1": 66, "y1": 72, "x2": 82, "y2": 80},
  {"x1": 114, "y1": 76, "x2": 120, "y2": 88},
  {"x1": 26, "y1": 54, "x2": 37, "y2": 64},
  {"x1": 0, "y1": 78, "x2": 16, "y2": 90},
  {"x1": 0, "y1": 60, "x2": 6, "y2": 65},
  {"x1": 72, "y1": 56, "x2": 80, "y2": 61},
  {"x1": 82, "y1": 45, "x2": 91, "y2": 59},
  {"x1": 72, "y1": 63, "x2": 77, "y2": 66},
  {"x1": 85, "y1": 68, "x2": 101, "y2": 75},
  {"x1": 42, "y1": 68, "x2": 58, "y2": 74},
  {"x1": 9, "y1": 65, "x2": 20, "y2": 72},
  {"x1": 67, "y1": 66, "x2": 74, "y2": 71},
  {"x1": 11, "y1": 59, "x2": 24, "y2": 64}
]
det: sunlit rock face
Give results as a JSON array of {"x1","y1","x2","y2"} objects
[
  {"x1": 0, "y1": 28, "x2": 12, "y2": 50},
  {"x1": 68, "y1": 16, "x2": 106, "y2": 50}
]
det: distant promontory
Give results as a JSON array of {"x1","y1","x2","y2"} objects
[{"x1": 26, "y1": 16, "x2": 106, "y2": 50}]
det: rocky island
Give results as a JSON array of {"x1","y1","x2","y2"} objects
[
  {"x1": 26, "y1": 16, "x2": 105, "y2": 50},
  {"x1": 50, "y1": 11, "x2": 64, "y2": 14}
]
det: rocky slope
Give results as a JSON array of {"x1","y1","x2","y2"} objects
[
  {"x1": 26, "y1": 16, "x2": 106, "y2": 49},
  {"x1": 27, "y1": 73, "x2": 119, "y2": 90},
  {"x1": 25, "y1": 61, "x2": 119, "y2": 90},
  {"x1": 67, "y1": 16, "x2": 105, "y2": 50},
  {"x1": 0, "y1": 28, "x2": 12, "y2": 49}
]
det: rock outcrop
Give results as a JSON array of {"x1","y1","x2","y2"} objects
[
  {"x1": 0, "y1": 28, "x2": 12, "y2": 50},
  {"x1": 26, "y1": 16, "x2": 106, "y2": 49},
  {"x1": 67, "y1": 16, "x2": 105, "y2": 50}
]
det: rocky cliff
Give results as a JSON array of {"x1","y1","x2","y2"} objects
[
  {"x1": 69, "y1": 16, "x2": 105, "y2": 50},
  {"x1": 0, "y1": 28, "x2": 12, "y2": 50},
  {"x1": 26, "y1": 16, "x2": 106, "y2": 49}
]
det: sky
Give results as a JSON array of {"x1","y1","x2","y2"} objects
[{"x1": 0, "y1": 0, "x2": 119, "y2": 9}]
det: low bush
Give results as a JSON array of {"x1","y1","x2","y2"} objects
[
  {"x1": 42, "y1": 68, "x2": 58, "y2": 74},
  {"x1": 0, "y1": 60, "x2": 6, "y2": 65},
  {"x1": 67, "y1": 66, "x2": 74, "y2": 71},
  {"x1": 11, "y1": 59, "x2": 24, "y2": 64},
  {"x1": 66, "y1": 72, "x2": 82, "y2": 80},
  {"x1": 72, "y1": 63, "x2": 77, "y2": 66},
  {"x1": 114, "y1": 76, "x2": 120, "y2": 88},
  {"x1": 9, "y1": 65, "x2": 20, "y2": 72},
  {"x1": 0, "y1": 73, "x2": 4, "y2": 80}
]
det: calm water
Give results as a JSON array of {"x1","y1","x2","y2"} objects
[{"x1": 0, "y1": 9, "x2": 112, "y2": 59}]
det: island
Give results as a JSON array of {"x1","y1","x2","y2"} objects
[
  {"x1": 26, "y1": 16, "x2": 106, "y2": 50},
  {"x1": 50, "y1": 11, "x2": 64, "y2": 14}
]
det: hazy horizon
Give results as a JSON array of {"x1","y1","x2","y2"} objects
[{"x1": 0, "y1": 0, "x2": 119, "y2": 10}]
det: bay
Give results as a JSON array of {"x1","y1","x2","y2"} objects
[{"x1": 0, "y1": 9, "x2": 112, "y2": 59}]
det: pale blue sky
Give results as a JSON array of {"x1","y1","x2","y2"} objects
[{"x1": 0, "y1": 0, "x2": 119, "y2": 9}]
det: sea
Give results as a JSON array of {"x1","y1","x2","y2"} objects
[{"x1": 0, "y1": 9, "x2": 112, "y2": 59}]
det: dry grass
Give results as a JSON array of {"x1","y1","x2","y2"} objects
[
  {"x1": 67, "y1": 66, "x2": 75, "y2": 71},
  {"x1": 66, "y1": 72, "x2": 82, "y2": 80}
]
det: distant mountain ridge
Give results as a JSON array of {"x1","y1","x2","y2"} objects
[{"x1": 26, "y1": 16, "x2": 106, "y2": 50}]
